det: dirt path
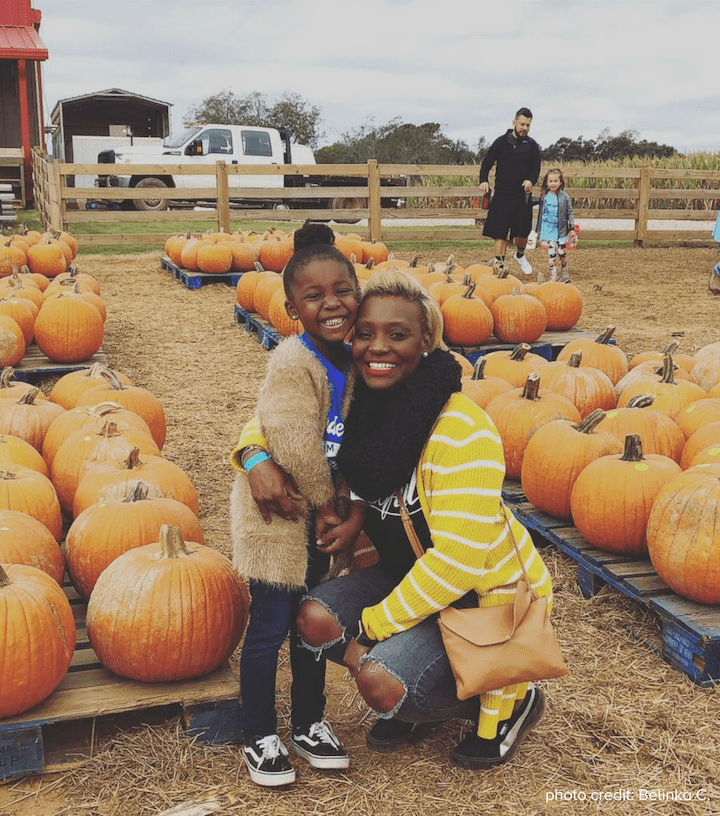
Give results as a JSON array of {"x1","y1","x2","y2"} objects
[{"x1": 1, "y1": 244, "x2": 719, "y2": 816}]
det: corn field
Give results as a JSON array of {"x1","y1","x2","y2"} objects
[{"x1": 412, "y1": 153, "x2": 720, "y2": 211}]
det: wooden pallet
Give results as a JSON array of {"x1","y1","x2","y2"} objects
[
  {"x1": 233, "y1": 304, "x2": 281, "y2": 350},
  {"x1": 161, "y1": 256, "x2": 243, "y2": 290},
  {"x1": 0, "y1": 585, "x2": 242, "y2": 781},
  {"x1": 11, "y1": 345, "x2": 109, "y2": 384},
  {"x1": 501, "y1": 480, "x2": 720, "y2": 687},
  {"x1": 450, "y1": 327, "x2": 603, "y2": 365}
]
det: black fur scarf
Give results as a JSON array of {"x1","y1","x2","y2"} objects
[{"x1": 337, "y1": 349, "x2": 462, "y2": 502}]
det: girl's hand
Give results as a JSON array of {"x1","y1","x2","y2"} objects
[
  {"x1": 522, "y1": 179, "x2": 533, "y2": 193},
  {"x1": 315, "y1": 502, "x2": 343, "y2": 540},
  {"x1": 247, "y1": 459, "x2": 302, "y2": 524},
  {"x1": 317, "y1": 501, "x2": 366, "y2": 553}
]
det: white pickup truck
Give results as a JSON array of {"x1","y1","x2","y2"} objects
[{"x1": 95, "y1": 123, "x2": 404, "y2": 217}]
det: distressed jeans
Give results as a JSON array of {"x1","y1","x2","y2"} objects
[{"x1": 301, "y1": 564, "x2": 478, "y2": 723}]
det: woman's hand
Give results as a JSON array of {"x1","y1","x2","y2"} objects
[
  {"x1": 246, "y1": 459, "x2": 302, "y2": 523},
  {"x1": 317, "y1": 501, "x2": 366, "y2": 554},
  {"x1": 344, "y1": 638, "x2": 371, "y2": 679}
]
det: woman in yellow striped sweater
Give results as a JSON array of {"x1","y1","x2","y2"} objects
[{"x1": 296, "y1": 270, "x2": 554, "y2": 769}]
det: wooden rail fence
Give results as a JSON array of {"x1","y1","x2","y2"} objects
[{"x1": 31, "y1": 151, "x2": 720, "y2": 247}]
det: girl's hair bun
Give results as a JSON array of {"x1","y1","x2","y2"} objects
[{"x1": 294, "y1": 221, "x2": 335, "y2": 251}]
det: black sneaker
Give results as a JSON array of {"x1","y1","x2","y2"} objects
[
  {"x1": 242, "y1": 734, "x2": 296, "y2": 786},
  {"x1": 366, "y1": 717, "x2": 442, "y2": 753},
  {"x1": 291, "y1": 720, "x2": 349, "y2": 769},
  {"x1": 451, "y1": 685, "x2": 545, "y2": 770}
]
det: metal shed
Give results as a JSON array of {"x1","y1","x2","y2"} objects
[{"x1": 50, "y1": 88, "x2": 172, "y2": 163}]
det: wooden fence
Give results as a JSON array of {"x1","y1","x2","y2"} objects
[{"x1": 31, "y1": 151, "x2": 720, "y2": 247}]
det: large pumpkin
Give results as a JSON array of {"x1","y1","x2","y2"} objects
[
  {"x1": 0, "y1": 388, "x2": 65, "y2": 452},
  {"x1": 484, "y1": 372, "x2": 581, "y2": 479},
  {"x1": 65, "y1": 483, "x2": 205, "y2": 598},
  {"x1": 646, "y1": 465, "x2": 720, "y2": 604},
  {"x1": 570, "y1": 434, "x2": 682, "y2": 555},
  {"x1": 490, "y1": 288, "x2": 547, "y2": 344},
  {"x1": 480, "y1": 343, "x2": 548, "y2": 388},
  {"x1": 529, "y1": 279, "x2": 583, "y2": 331},
  {"x1": 441, "y1": 283, "x2": 494, "y2": 347},
  {"x1": 617, "y1": 354, "x2": 707, "y2": 420},
  {"x1": 521, "y1": 408, "x2": 623, "y2": 519},
  {"x1": 0, "y1": 464, "x2": 63, "y2": 540},
  {"x1": 86, "y1": 524, "x2": 249, "y2": 681},
  {"x1": 537, "y1": 351, "x2": 617, "y2": 418},
  {"x1": 34, "y1": 293, "x2": 104, "y2": 363},
  {"x1": 460, "y1": 357, "x2": 513, "y2": 409},
  {"x1": 0, "y1": 563, "x2": 75, "y2": 717},
  {"x1": 48, "y1": 364, "x2": 134, "y2": 410}
]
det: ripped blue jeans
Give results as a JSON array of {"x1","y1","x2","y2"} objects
[{"x1": 301, "y1": 564, "x2": 478, "y2": 724}]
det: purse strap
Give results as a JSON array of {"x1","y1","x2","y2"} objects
[{"x1": 396, "y1": 492, "x2": 538, "y2": 600}]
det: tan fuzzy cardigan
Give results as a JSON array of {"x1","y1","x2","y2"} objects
[{"x1": 230, "y1": 336, "x2": 355, "y2": 589}]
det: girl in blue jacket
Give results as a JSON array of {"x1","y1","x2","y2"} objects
[{"x1": 536, "y1": 168, "x2": 575, "y2": 281}]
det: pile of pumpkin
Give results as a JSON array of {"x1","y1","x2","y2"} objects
[
  {"x1": 0, "y1": 225, "x2": 106, "y2": 365},
  {"x1": 0, "y1": 364, "x2": 249, "y2": 719},
  {"x1": 228, "y1": 229, "x2": 583, "y2": 346},
  {"x1": 460, "y1": 331, "x2": 720, "y2": 606}
]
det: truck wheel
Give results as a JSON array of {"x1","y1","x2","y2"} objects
[
  {"x1": 330, "y1": 196, "x2": 366, "y2": 224},
  {"x1": 133, "y1": 177, "x2": 170, "y2": 212}
]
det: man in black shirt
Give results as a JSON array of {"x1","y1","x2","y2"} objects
[{"x1": 479, "y1": 108, "x2": 541, "y2": 276}]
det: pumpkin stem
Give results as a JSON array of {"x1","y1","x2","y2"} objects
[
  {"x1": 91, "y1": 401, "x2": 124, "y2": 417},
  {"x1": 124, "y1": 481, "x2": 150, "y2": 503},
  {"x1": 409, "y1": 253, "x2": 422, "y2": 268},
  {"x1": 521, "y1": 371, "x2": 541, "y2": 401},
  {"x1": 462, "y1": 282, "x2": 477, "y2": 300},
  {"x1": 100, "y1": 419, "x2": 121, "y2": 438},
  {"x1": 573, "y1": 408, "x2": 607, "y2": 434},
  {"x1": 471, "y1": 357, "x2": 487, "y2": 381},
  {"x1": 567, "y1": 351, "x2": 583, "y2": 368},
  {"x1": 0, "y1": 367, "x2": 15, "y2": 389},
  {"x1": 0, "y1": 564, "x2": 10, "y2": 588},
  {"x1": 18, "y1": 387, "x2": 41, "y2": 405},
  {"x1": 660, "y1": 340, "x2": 680, "y2": 356},
  {"x1": 595, "y1": 325, "x2": 616, "y2": 345},
  {"x1": 509, "y1": 343, "x2": 531, "y2": 361},
  {"x1": 496, "y1": 266, "x2": 511, "y2": 280},
  {"x1": 0, "y1": 469, "x2": 17, "y2": 480},
  {"x1": 99, "y1": 368, "x2": 126, "y2": 391},
  {"x1": 626, "y1": 393, "x2": 655, "y2": 409},
  {"x1": 659, "y1": 353, "x2": 677, "y2": 385},
  {"x1": 159, "y1": 524, "x2": 191, "y2": 559},
  {"x1": 536, "y1": 271, "x2": 546, "y2": 284},
  {"x1": 365, "y1": 257, "x2": 375, "y2": 270},
  {"x1": 123, "y1": 447, "x2": 144, "y2": 470},
  {"x1": 620, "y1": 433, "x2": 644, "y2": 462}
]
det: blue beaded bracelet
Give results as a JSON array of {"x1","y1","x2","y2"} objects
[{"x1": 243, "y1": 451, "x2": 271, "y2": 473}]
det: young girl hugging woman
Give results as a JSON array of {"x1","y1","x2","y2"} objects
[
  {"x1": 536, "y1": 168, "x2": 575, "y2": 281},
  {"x1": 229, "y1": 222, "x2": 363, "y2": 787}
]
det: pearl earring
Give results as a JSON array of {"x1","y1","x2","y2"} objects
[{"x1": 422, "y1": 351, "x2": 429, "y2": 357}]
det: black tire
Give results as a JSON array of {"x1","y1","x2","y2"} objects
[
  {"x1": 330, "y1": 196, "x2": 366, "y2": 224},
  {"x1": 133, "y1": 177, "x2": 170, "y2": 212}
]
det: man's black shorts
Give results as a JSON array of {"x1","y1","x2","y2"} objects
[{"x1": 482, "y1": 189, "x2": 533, "y2": 241}]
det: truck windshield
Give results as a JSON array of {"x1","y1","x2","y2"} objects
[{"x1": 163, "y1": 126, "x2": 202, "y2": 149}]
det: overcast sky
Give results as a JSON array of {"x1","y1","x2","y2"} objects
[{"x1": 37, "y1": 0, "x2": 718, "y2": 154}]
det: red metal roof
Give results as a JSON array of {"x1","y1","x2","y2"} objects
[{"x1": 0, "y1": 24, "x2": 48, "y2": 60}]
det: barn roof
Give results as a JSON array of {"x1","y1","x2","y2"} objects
[
  {"x1": 0, "y1": 23, "x2": 48, "y2": 60},
  {"x1": 54, "y1": 88, "x2": 172, "y2": 108}
]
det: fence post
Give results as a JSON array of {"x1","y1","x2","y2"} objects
[
  {"x1": 48, "y1": 160, "x2": 64, "y2": 232},
  {"x1": 635, "y1": 166, "x2": 651, "y2": 247},
  {"x1": 216, "y1": 161, "x2": 231, "y2": 233},
  {"x1": 367, "y1": 159, "x2": 381, "y2": 241}
]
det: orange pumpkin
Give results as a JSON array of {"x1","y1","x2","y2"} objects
[
  {"x1": 49, "y1": 364, "x2": 134, "y2": 410},
  {"x1": 0, "y1": 388, "x2": 65, "y2": 452},
  {"x1": 617, "y1": 354, "x2": 707, "y2": 420},
  {"x1": 0, "y1": 562, "x2": 75, "y2": 717},
  {"x1": 480, "y1": 343, "x2": 548, "y2": 388},
  {"x1": 646, "y1": 466, "x2": 720, "y2": 604},
  {"x1": 65, "y1": 483, "x2": 205, "y2": 597},
  {"x1": 460, "y1": 357, "x2": 513, "y2": 409},
  {"x1": 490, "y1": 288, "x2": 547, "y2": 344},
  {"x1": 530, "y1": 279, "x2": 583, "y2": 331},
  {"x1": 520, "y1": 409, "x2": 624, "y2": 519},
  {"x1": 484, "y1": 372, "x2": 581, "y2": 479},
  {"x1": 570, "y1": 434, "x2": 681, "y2": 555},
  {"x1": 34, "y1": 294, "x2": 104, "y2": 363},
  {"x1": 86, "y1": 524, "x2": 249, "y2": 681},
  {"x1": 0, "y1": 464, "x2": 63, "y2": 540},
  {"x1": 0, "y1": 509, "x2": 64, "y2": 583},
  {"x1": 537, "y1": 351, "x2": 616, "y2": 418},
  {"x1": 441, "y1": 283, "x2": 494, "y2": 347}
]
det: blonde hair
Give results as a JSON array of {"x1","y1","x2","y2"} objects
[{"x1": 360, "y1": 269, "x2": 446, "y2": 352}]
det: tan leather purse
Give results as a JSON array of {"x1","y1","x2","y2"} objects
[{"x1": 397, "y1": 493, "x2": 568, "y2": 700}]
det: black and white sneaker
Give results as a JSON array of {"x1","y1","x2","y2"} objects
[
  {"x1": 451, "y1": 685, "x2": 545, "y2": 770},
  {"x1": 242, "y1": 734, "x2": 296, "y2": 786},
  {"x1": 291, "y1": 720, "x2": 349, "y2": 769}
]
